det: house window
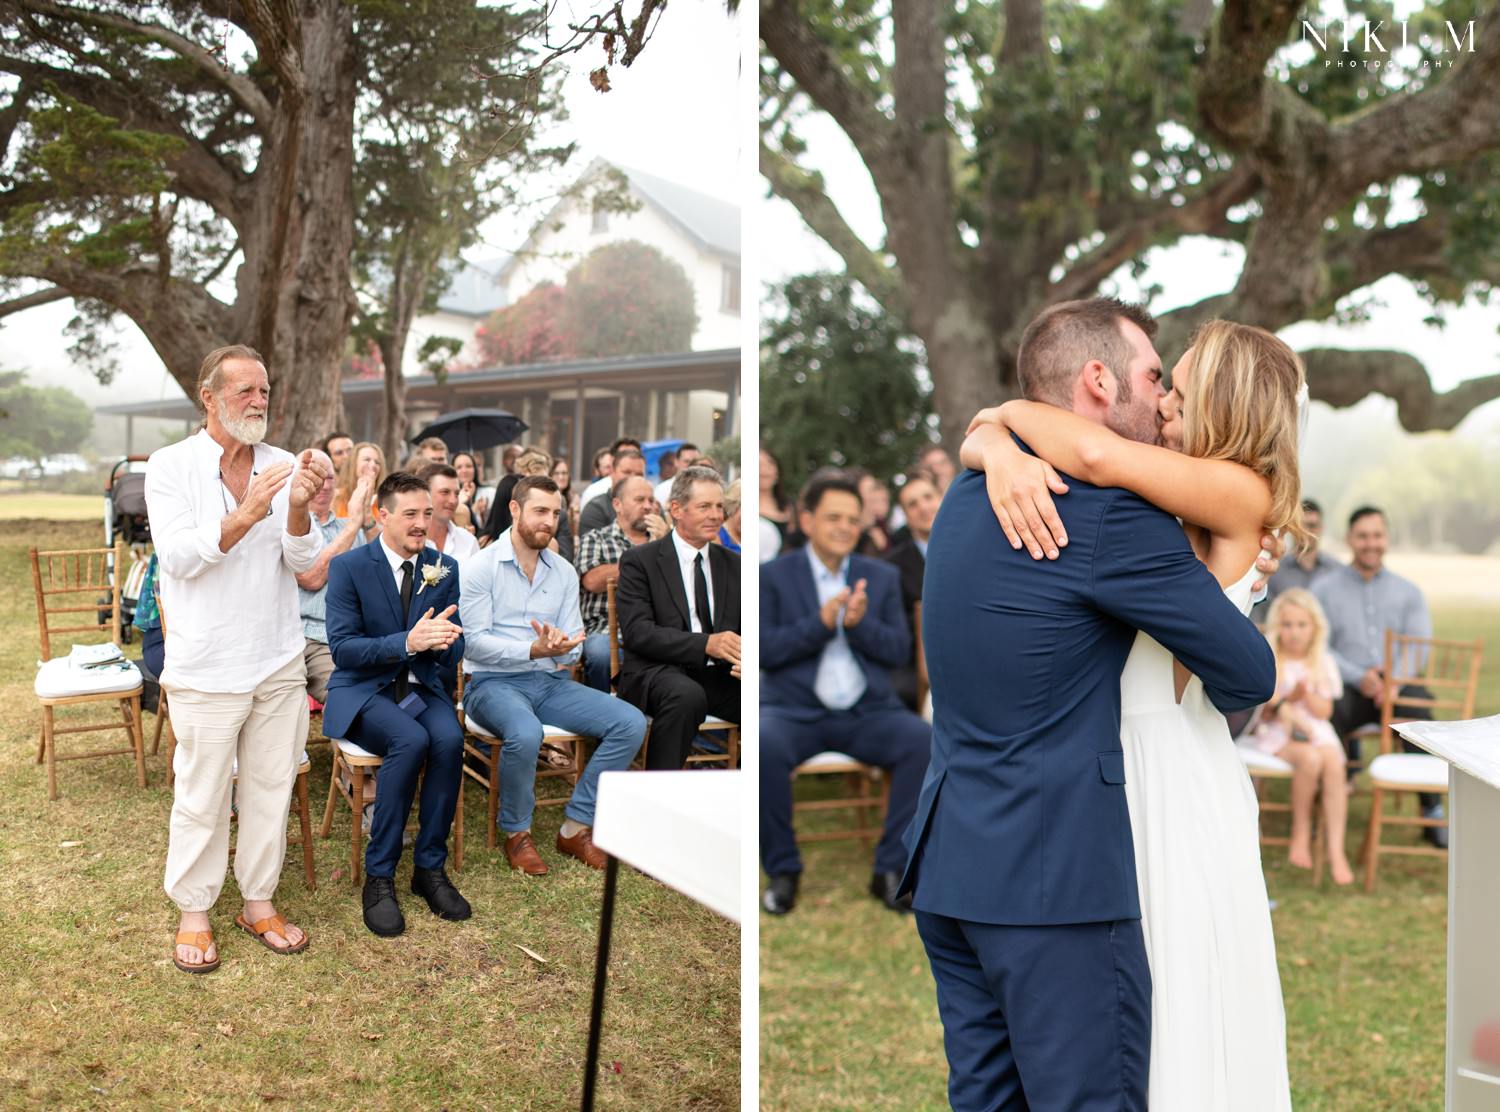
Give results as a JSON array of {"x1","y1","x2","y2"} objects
[
  {"x1": 720, "y1": 263, "x2": 740, "y2": 314},
  {"x1": 591, "y1": 201, "x2": 608, "y2": 234}
]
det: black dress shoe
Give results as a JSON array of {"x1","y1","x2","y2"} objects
[
  {"x1": 411, "y1": 866, "x2": 472, "y2": 921},
  {"x1": 870, "y1": 871, "x2": 913, "y2": 913},
  {"x1": 761, "y1": 873, "x2": 799, "y2": 916},
  {"x1": 363, "y1": 876, "x2": 405, "y2": 937}
]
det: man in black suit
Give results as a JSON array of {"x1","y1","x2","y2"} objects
[
  {"x1": 883, "y1": 469, "x2": 943, "y2": 710},
  {"x1": 616, "y1": 466, "x2": 741, "y2": 769}
]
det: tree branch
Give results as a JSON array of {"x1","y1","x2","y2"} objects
[
  {"x1": 1301, "y1": 348, "x2": 1500, "y2": 432},
  {"x1": 1050, "y1": 164, "x2": 1260, "y2": 303},
  {"x1": 0, "y1": 285, "x2": 69, "y2": 319},
  {"x1": 16, "y1": 0, "x2": 274, "y2": 127},
  {"x1": 1331, "y1": 28, "x2": 1500, "y2": 194},
  {"x1": 759, "y1": 137, "x2": 905, "y2": 313},
  {"x1": 760, "y1": 0, "x2": 898, "y2": 184}
]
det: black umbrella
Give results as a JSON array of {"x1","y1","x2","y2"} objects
[{"x1": 411, "y1": 408, "x2": 529, "y2": 454}]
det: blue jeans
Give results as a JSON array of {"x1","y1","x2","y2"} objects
[
  {"x1": 465, "y1": 670, "x2": 646, "y2": 831},
  {"x1": 581, "y1": 632, "x2": 613, "y2": 693}
]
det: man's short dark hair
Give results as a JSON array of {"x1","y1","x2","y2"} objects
[
  {"x1": 377, "y1": 471, "x2": 430, "y2": 510},
  {"x1": 320, "y1": 431, "x2": 350, "y2": 453},
  {"x1": 512, "y1": 475, "x2": 560, "y2": 510},
  {"x1": 1302, "y1": 498, "x2": 1322, "y2": 517},
  {"x1": 898, "y1": 468, "x2": 939, "y2": 504},
  {"x1": 676, "y1": 442, "x2": 699, "y2": 460},
  {"x1": 668, "y1": 465, "x2": 723, "y2": 509},
  {"x1": 801, "y1": 471, "x2": 863, "y2": 514},
  {"x1": 611, "y1": 437, "x2": 642, "y2": 454},
  {"x1": 416, "y1": 462, "x2": 458, "y2": 483},
  {"x1": 1348, "y1": 505, "x2": 1385, "y2": 530},
  {"x1": 1017, "y1": 297, "x2": 1158, "y2": 408},
  {"x1": 612, "y1": 447, "x2": 644, "y2": 465}
]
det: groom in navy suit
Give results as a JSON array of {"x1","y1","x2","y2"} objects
[
  {"x1": 902, "y1": 298, "x2": 1277, "y2": 1111},
  {"x1": 325, "y1": 471, "x2": 469, "y2": 937}
]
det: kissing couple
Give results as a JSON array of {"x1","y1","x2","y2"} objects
[{"x1": 902, "y1": 297, "x2": 1306, "y2": 1110}]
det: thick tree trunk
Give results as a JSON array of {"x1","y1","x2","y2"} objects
[{"x1": 380, "y1": 330, "x2": 409, "y2": 468}]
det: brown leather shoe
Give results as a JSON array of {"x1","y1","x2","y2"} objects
[
  {"x1": 555, "y1": 826, "x2": 608, "y2": 870},
  {"x1": 504, "y1": 831, "x2": 549, "y2": 875}
]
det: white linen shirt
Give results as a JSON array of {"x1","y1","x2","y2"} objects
[
  {"x1": 460, "y1": 528, "x2": 583, "y2": 677},
  {"x1": 435, "y1": 521, "x2": 480, "y2": 566},
  {"x1": 671, "y1": 529, "x2": 715, "y2": 633},
  {"x1": 146, "y1": 429, "x2": 322, "y2": 694}
]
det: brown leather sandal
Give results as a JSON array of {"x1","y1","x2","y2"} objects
[
  {"x1": 234, "y1": 912, "x2": 309, "y2": 955},
  {"x1": 172, "y1": 929, "x2": 220, "y2": 974}
]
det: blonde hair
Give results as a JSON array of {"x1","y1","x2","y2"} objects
[
  {"x1": 336, "y1": 441, "x2": 386, "y2": 507},
  {"x1": 516, "y1": 447, "x2": 552, "y2": 476},
  {"x1": 1178, "y1": 320, "x2": 1311, "y2": 554},
  {"x1": 1264, "y1": 588, "x2": 1332, "y2": 685},
  {"x1": 723, "y1": 479, "x2": 742, "y2": 518}
]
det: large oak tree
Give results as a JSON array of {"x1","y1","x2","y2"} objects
[
  {"x1": 0, "y1": 0, "x2": 558, "y2": 450},
  {"x1": 761, "y1": 0, "x2": 1500, "y2": 447}
]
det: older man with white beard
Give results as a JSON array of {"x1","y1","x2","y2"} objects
[{"x1": 146, "y1": 345, "x2": 330, "y2": 974}]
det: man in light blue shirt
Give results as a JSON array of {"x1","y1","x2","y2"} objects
[{"x1": 460, "y1": 475, "x2": 647, "y2": 875}]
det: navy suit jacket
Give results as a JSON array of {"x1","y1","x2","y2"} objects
[
  {"x1": 900, "y1": 464, "x2": 1276, "y2": 926},
  {"x1": 322, "y1": 540, "x2": 464, "y2": 740},
  {"x1": 761, "y1": 549, "x2": 911, "y2": 720}
]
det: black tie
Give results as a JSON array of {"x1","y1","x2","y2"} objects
[
  {"x1": 694, "y1": 552, "x2": 714, "y2": 636},
  {"x1": 396, "y1": 560, "x2": 414, "y2": 700}
]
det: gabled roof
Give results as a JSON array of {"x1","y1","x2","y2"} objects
[
  {"x1": 498, "y1": 158, "x2": 740, "y2": 283},
  {"x1": 433, "y1": 256, "x2": 511, "y2": 317}
]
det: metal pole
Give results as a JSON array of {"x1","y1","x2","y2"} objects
[{"x1": 580, "y1": 854, "x2": 619, "y2": 1112}]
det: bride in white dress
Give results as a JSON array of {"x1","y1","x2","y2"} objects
[{"x1": 962, "y1": 319, "x2": 1308, "y2": 1110}]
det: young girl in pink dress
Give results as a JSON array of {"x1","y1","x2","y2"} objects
[{"x1": 1252, "y1": 588, "x2": 1353, "y2": 884}]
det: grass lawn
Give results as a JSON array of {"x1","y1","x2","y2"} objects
[
  {"x1": 1, "y1": 521, "x2": 738, "y2": 1111},
  {"x1": 0, "y1": 493, "x2": 103, "y2": 521},
  {"x1": 761, "y1": 598, "x2": 1500, "y2": 1112}
]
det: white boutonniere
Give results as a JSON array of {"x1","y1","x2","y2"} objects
[{"x1": 417, "y1": 561, "x2": 450, "y2": 595}]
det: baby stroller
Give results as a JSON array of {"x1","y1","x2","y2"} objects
[{"x1": 103, "y1": 456, "x2": 152, "y2": 639}]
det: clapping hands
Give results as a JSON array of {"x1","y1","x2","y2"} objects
[
  {"x1": 529, "y1": 620, "x2": 585, "y2": 660},
  {"x1": 819, "y1": 578, "x2": 869, "y2": 630},
  {"x1": 407, "y1": 605, "x2": 461, "y2": 654},
  {"x1": 288, "y1": 450, "x2": 329, "y2": 510}
]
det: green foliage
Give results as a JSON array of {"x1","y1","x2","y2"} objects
[
  {"x1": 0, "y1": 371, "x2": 93, "y2": 465},
  {"x1": 559, "y1": 240, "x2": 699, "y2": 358},
  {"x1": 760, "y1": 272, "x2": 933, "y2": 495},
  {"x1": 1339, "y1": 434, "x2": 1500, "y2": 554}
]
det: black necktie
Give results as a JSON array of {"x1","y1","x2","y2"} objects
[
  {"x1": 694, "y1": 552, "x2": 714, "y2": 636},
  {"x1": 396, "y1": 560, "x2": 414, "y2": 699}
]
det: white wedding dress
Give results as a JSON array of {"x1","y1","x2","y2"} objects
[{"x1": 1119, "y1": 563, "x2": 1292, "y2": 1111}]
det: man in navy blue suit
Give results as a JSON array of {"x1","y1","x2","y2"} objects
[
  {"x1": 901, "y1": 298, "x2": 1277, "y2": 1111},
  {"x1": 760, "y1": 472, "x2": 932, "y2": 915},
  {"x1": 325, "y1": 471, "x2": 469, "y2": 938}
]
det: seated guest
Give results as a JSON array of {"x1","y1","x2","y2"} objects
[
  {"x1": 321, "y1": 431, "x2": 353, "y2": 475},
  {"x1": 296, "y1": 449, "x2": 373, "y2": 704},
  {"x1": 333, "y1": 440, "x2": 384, "y2": 523},
  {"x1": 654, "y1": 443, "x2": 701, "y2": 507},
  {"x1": 1313, "y1": 505, "x2": 1444, "y2": 845},
  {"x1": 917, "y1": 443, "x2": 957, "y2": 493},
  {"x1": 717, "y1": 479, "x2": 743, "y2": 554},
  {"x1": 576, "y1": 475, "x2": 659, "y2": 692},
  {"x1": 416, "y1": 462, "x2": 480, "y2": 566},
  {"x1": 460, "y1": 476, "x2": 647, "y2": 872},
  {"x1": 616, "y1": 467, "x2": 742, "y2": 769},
  {"x1": 324, "y1": 472, "x2": 469, "y2": 937},
  {"x1": 416, "y1": 437, "x2": 448, "y2": 466},
  {"x1": 759, "y1": 473, "x2": 932, "y2": 916},
  {"x1": 579, "y1": 437, "x2": 644, "y2": 510},
  {"x1": 453, "y1": 450, "x2": 485, "y2": 529},
  {"x1": 759, "y1": 446, "x2": 802, "y2": 561},
  {"x1": 1252, "y1": 497, "x2": 1338, "y2": 624},
  {"x1": 883, "y1": 469, "x2": 942, "y2": 710},
  {"x1": 849, "y1": 468, "x2": 894, "y2": 555},
  {"x1": 481, "y1": 448, "x2": 564, "y2": 555},
  {"x1": 578, "y1": 447, "x2": 647, "y2": 539}
]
